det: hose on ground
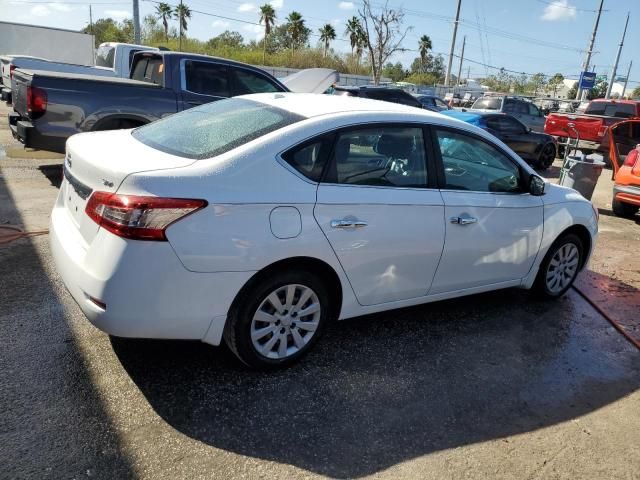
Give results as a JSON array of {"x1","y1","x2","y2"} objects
[{"x1": 0, "y1": 225, "x2": 49, "y2": 245}]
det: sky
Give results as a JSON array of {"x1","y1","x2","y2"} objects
[{"x1": 1, "y1": 0, "x2": 639, "y2": 87}]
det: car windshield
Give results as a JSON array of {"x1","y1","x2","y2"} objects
[
  {"x1": 132, "y1": 98, "x2": 305, "y2": 159},
  {"x1": 95, "y1": 45, "x2": 115, "y2": 68},
  {"x1": 472, "y1": 97, "x2": 502, "y2": 110}
]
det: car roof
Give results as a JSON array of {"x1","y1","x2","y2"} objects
[
  {"x1": 334, "y1": 85, "x2": 405, "y2": 92},
  {"x1": 241, "y1": 92, "x2": 435, "y2": 118},
  {"x1": 441, "y1": 110, "x2": 485, "y2": 121}
]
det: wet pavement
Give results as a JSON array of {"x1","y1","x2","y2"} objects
[{"x1": 0, "y1": 103, "x2": 639, "y2": 479}]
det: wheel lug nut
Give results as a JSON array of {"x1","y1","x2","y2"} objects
[
  {"x1": 280, "y1": 328, "x2": 286, "y2": 334},
  {"x1": 291, "y1": 312, "x2": 297, "y2": 317}
]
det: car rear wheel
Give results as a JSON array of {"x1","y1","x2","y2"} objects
[
  {"x1": 612, "y1": 198, "x2": 639, "y2": 218},
  {"x1": 537, "y1": 143, "x2": 556, "y2": 170},
  {"x1": 224, "y1": 270, "x2": 330, "y2": 369},
  {"x1": 533, "y1": 233, "x2": 583, "y2": 298}
]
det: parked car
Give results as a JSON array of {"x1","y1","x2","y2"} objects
[
  {"x1": 441, "y1": 110, "x2": 557, "y2": 169},
  {"x1": 9, "y1": 51, "x2": 334, "y2": 153},
  {"x1": 50, "y1": 93, "x2": 598, "y2": 369},
  {"x1": 1, "y1": 43, "x2": 158, "y2": 104},
  {"x1": 413, "y1": 94, "x2": 451, "y2": 112},
  {"x1": 470, "y1": 96, "x2": 546, "y2": 132},
  {"x1": 608, "y1": 119, "x2": 640, "y2": 218},
  {"x1": 333, "y1": 85, "x2": 423, "y2": 109},
  {"x1": 544, "y1": 99, "x2": 640, "y2": 158}
]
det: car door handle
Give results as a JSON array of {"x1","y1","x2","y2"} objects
[
  {"x1": 450, "y1": 215, "x2": 477, "y2": 225},
  {"x1": 331, "y1": 219, "x2": 368, "y2": 229}
]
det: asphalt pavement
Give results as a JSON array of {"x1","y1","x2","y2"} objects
[{"x1": 1, "y1": 104, "x2": 639, "y2": 480}]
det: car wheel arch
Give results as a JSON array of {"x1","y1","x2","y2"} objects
[
  {"x1": 91, "y1": 114, "x2": 149, "y2": 132},
  {"x1": 550, "y1": 224, "x2": 592, "y2": 270}
]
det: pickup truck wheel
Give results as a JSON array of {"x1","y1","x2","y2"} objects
[
  {"x1": 556, "y1": 145, "x2": 565, "y2": 159},
  {"x1": 612, "y1": 199, "x2": 639, "y2": 218},
  {"x1": 538, "y1": 143, "x2": 556, "y2": 169}
]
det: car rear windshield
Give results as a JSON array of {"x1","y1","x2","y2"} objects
[
  {"x1": 585, "y1": 102, "x2": 637, "y2": 118},
  {"x1": 132, "y1": 98, "x2": 305, "y2": 159},
  {"x1": 472, "y1": 97, "x2": 502, "y2": 110},
  {"x1": 95, "y1": 45, "x2": 115, "y2": 69}
]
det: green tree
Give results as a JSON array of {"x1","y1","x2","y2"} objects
[
  {"x1": 318, "y1": 24, "x2": 336, "y2": 57},
  {"x1": 286, "y1": 11, "x2": 306, "y2": 54},
  {"x1": 528, "y1": 73, "x2": 546, "y2": 96},
  {"x1": 207, "y1": 30, "x2": 244, "y2": 49},
  {"x1": 632, "y1": 86, "x2": 640, "y2": 99},
  {"x1": 405, "y1": 72, "x2": 439, "y2": 86},
  {"x1": 418, "y1": 35, "x2": 432, "y2": 67},
  {"x1": 382, "y1": 61, "x2": 406, "y2": 82},
  {"x1": 174, "y1": 3, "x2": 191, "y2": 37},
  {"x1": 547, "y1": 73, "x2": 564, "y2": 97},
  {"x1": 82, "y1": 18, "x2": 132, "y2": 46},
  {"x1": 590, "y1": 79, "x2": 608, "y2": 99},
  {"x1": 345, "y1": 17, "x2": 362, "y2": 55},
  {"x1": 566, "y1": 82, "x2": 578, "y2": 100},
  {"x1": 155, "y1": 2, "x2": 173, "y2": 42},
  {"x1": 259, "y1": 4, "x2": 276, "y2": 63}
]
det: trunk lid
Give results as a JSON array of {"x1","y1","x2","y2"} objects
[
  {"x1": 279, "y1": 68, "x2": 338, "y2": 93},
  {"x1": 544, "y1": 113, "x2": 605, "y2": 140},
  {"x1": 63, "y1": 129, "x2": 196, "y2": 244}
]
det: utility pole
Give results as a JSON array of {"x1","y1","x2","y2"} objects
[
  {"x1": 89, "y1": 4, "x2": 93, "y2": 36},
  {"x1": 178, "y1": 0, "x2": 183, "y2": 50},
  {"x1": 132, "y1": 0, "x2": 141, "y2": 44},
  {"x1": 456, "y1": 35, "x2": 466, "y2": 87},
  {"x1": 605, "y1": 12, "x2": 629, "y2": 99},
  {"x1": 444, "y1": 0, "x2": 462, "y2": 88},
  {"x1": 622, "y1": 60, "x2": 632, "y2": 98},
  {"x1": 579, "y1": 0, "x2": 604, "y2": 100}
]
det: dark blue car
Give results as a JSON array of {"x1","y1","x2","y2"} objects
[{"x1": 441, "y1": 110, "x2": 557, "y2": 170}]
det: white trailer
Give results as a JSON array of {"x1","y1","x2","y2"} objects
[{"x1": 0, "y1": 21, "x2": 95, "y2": 65}]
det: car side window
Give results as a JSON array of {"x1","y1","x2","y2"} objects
[
  {"x1": 528, "y1": 103, "x2": 541, "y2": 117},
  {"x1": 500, "y1": 116, "x2": 526, "y2": 134},
  {"x1": 503, "y1": 99, "x2": 515, "y2": 113},
  {"x1": 515, "y1": 101, "x2": 529, "y2": 114},
  {"x1": 184, "y1": 60, "x2": 229, "y2": 97},
  {"x1": 231, "y1": 68, "x2": 281, "y2": 95},
  {"x1": 326, "y1": 127, "x2": 428, "y2": 188},
  {"x1": 435, "y1": 129, "x2": 523, "y2": 193},
  {"x1": 282, "y1": 135, "x2": 333, "y2": 182}
]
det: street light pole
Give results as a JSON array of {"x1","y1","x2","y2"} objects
[
  {"x1": 605, "y1": 12, "x2": 629, "y2": 99},
  {"x1": 132, "y1": 0, "x2": 141, "y2": 44},
  {"x1": 622, "y1": 60, "x2": 632, "y2": 98},
  {"x1": 444, "y1": 0, "x2": 462, "y2": 88},
  {"x1": 579, "y1": 0, "x2": 604, "y2": 100}
]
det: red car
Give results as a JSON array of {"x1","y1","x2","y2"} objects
[{"x1": 609, "y1": 119, "x2": 640, "y2": 218}]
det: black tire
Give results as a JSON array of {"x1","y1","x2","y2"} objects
[
  {"x1": 612, "y1": 198, "x2": 639, "y2": 218},
  {"x1": 537, "y1": 143, "x2": 556, "y2": 170},
  {"x1": 223, "y1": 270, "x2": 331, "y2": 369},
  {"x1": 533, "y1": 233, "x2": 584, "y2": 299}
]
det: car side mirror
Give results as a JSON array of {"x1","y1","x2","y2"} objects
[{"x1": 529, "y1": 174, "x2": 545, "y2": 196}]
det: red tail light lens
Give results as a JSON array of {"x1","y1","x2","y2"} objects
[
  {"x1": 26, "y1": 86, "x2": 47, "y2": 117},
  {"x1": 85, "y1": 192, "x2": 207, "y2": 241},
  {"x1": 623, "y1": 149, "x2": 639, "y2": 167}
]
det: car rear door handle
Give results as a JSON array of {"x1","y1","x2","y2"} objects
[
  {"x1": 450, "y1": 215, "x2": 477, "y2": 225},
  {"x1": 331, "y1": 219, "x2": 368, "y2": 229}
]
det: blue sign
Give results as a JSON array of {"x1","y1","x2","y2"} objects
[{"x1": 579, "y1": 71, "x2": 597, "y2": 89}]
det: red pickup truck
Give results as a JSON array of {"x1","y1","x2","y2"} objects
[{"x1": 544, "y1": 99, "x2": 640, "y2": 158}]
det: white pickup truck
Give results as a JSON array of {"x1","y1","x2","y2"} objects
[{"x1": 1, "y1": 42, "x2": 158, "y2": 103}]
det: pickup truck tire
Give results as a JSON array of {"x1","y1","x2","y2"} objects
[
  {"x1": 556, "y1": 145, "x2": 565, "y2": 159},
  {"x1": 537, "y1": 143, "x2": 556, "y2": 170},
  {"x1": 612, "y1": 199, "x2": 639, "y2": 218}
]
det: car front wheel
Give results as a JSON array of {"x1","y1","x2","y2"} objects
[
  {"x1": 224, "y1": 270, "x2": 330, "y2": 369},
  {"x1": 534, "y1": 233, "x2": 584, "y2": 298}
]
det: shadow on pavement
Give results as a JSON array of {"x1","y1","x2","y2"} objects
[
  {"x1": 0, "y1": 170, "x2": 134, "y2": 478},
  {"x1": 38, "y1": 164, "x2": 63, "y2": 188},
  {"x1": 112, "y1": 287, "x2": 640, "y2": 478}
]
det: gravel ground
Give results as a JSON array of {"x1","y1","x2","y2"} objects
[{"x1": 1, "y1": 104, "x2": 639, "y2": 480}]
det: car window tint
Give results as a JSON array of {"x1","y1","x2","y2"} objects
[
  {"x1": 329, "y1": 127, "x2": 428, "y2": 187},
  {"x1": 131, "y1": 56, "x2": 164, "y2": 85},
  {"x1": 503, "y1": 99, "x2": 515, "y2": 113},
  {"x1": 528, "y1": 103, "x2": 541, "y2": 116},
  {"x1": 282, "y1": 136, "x2": 332, "y2": 182},
  {"x1": 435, "y1": 129, "x2": 522, "y2": 193},
  {"x1": 514, "y1": 101, "x2": 529, "y2": 114},
  {"x1": 95, "y1": 45, "x2": 115, "y2": 68},
  {"x1": 184, "y1": 60, "x2": 229, "y2": 97},
  {"x1": 474, "y1": 97, "x2": 502, "y2": 110},
  {"x1": 501, "y1": 116, "x2": 526, "y2": 134},
  {"x1": 435, "y1": 98, "x2": 448, "y2": 108},
  {"x1": 231, "y1": 68, "x2": 280, "y2": 95}
]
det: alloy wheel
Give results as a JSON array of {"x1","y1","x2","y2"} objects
[
  {"x1": 250, "y1": 284, "x2": 321, "y2": 359},
  {"x1": 545, "y1": 243, "x2": 579, "y2": 294}
]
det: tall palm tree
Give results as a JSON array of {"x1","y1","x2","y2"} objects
[
  {"x1": 174, "y1": 3, "x2": 191, "y2": 37},
  {"x1": 319, "y1": 24, "x2": 336, "y2": 57},
  {"x1": 259, "y1": 4, "x2": 276, "y2": 64},
  {"x1": 155, "y1": 2, "x2": 173, "y2": 42},
  {"x1": 418, "y1": 35, "x2": 432, "y2": 68},
  {"x1": 355, "y1": 27, "x2": 367, "y2": 69},
  {"x1": 286, "y1": 11, "x2": 305, "y2": 54},
  {"x1": 345, "y1": 16, "x2": 361, "y2": 56}
]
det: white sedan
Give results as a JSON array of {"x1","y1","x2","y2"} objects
[{"x1": 50, "y1": 93, "x2": 598, "y2": 368}]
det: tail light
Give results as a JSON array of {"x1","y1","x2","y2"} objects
[
  {"x1": 85, "y1": 192, "x2": 207, "y2": 241},
  {"x1": 9, "y1": 64, "x2": 15, "y2": 79},
  {"x1": 597, "y1": 125, "x2": 608, "y2": 137},
  {"x1": 623, "y1": 149, "x2": 639, "y2": 167},
  {"x1": 26, "y1": 86, "x2": 47, "y2": 117}
]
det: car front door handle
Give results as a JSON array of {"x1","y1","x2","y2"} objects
[
  {"x1": 331, "y1": 219, "x2": 368, "y2": 229},
  {"x1": 450, "y1": 215, "x2": 478, "y2": 225}
]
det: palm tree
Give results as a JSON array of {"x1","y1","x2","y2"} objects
[
  {"x1": 319, "y1": 24, "x2": 336, "y2": 57},
  {"x1": 155, "y1": 2, "x2": 173, "y2": 42},
  {"x1": 174, "y1": 3, "x2": 191, "y2": 37},
  {"x1": 286, "y1": 11, "x2": 305, "y2": 54},
  {"x1": 418, "y1": 35, "x2": 432, "y2": 68},
  {"x1": 259, "y1": 4, "x2": 276, "y2": 64},
  {"x1": 345, "y1": 16, "x2": 361, "y2": 56},
  {"x1": 355, "y1": 27, "x2": 367, "y2": 69}
]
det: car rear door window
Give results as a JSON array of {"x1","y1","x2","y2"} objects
[
  {"x1": 528, "y1": 103, "x2": 541, "y2": 117},
  {"x1": 326, "y1": 127, "x2": 428, "y2": 188},
  {"x1": 282, "y1": 136, "x2": 333, "y2": 182},
  {"x1": 231, "y1": 68, "x2": 281, "y2": 95},
  {"x1": 435, "y1": 129, "x2": 522, "y2": 193},
  {"x1": 184, "y1": 60, "x2": 229, "y2": 97},
  {"x1": 130, "y1": 55, "x2": 164, "y2": 85}
]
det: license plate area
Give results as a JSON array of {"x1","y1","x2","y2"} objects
[{"x1": 63, "y1": 166, "x2": 92, "y2": 227}]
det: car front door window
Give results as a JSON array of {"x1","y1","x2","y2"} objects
[{"x1": 436, "y1": 129, "x2": 522, "y2": 193}]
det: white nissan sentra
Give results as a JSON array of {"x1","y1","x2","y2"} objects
[{"x1": 50, "y1": 93, "x2": 598, "y2": 368}]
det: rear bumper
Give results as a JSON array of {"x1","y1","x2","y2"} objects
[
  {"x1": 614, "y1": 184, "x2": 640, "y2": 206},
  {"x1": 8, "y1": 113, "x2": 66, "y2": 153},
  {"x1": 1, "y1": 87, "x2": 11, "y2": 104},
  {"x1": 49, "y1": 189, "x2": 254, "y2": 345}
]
